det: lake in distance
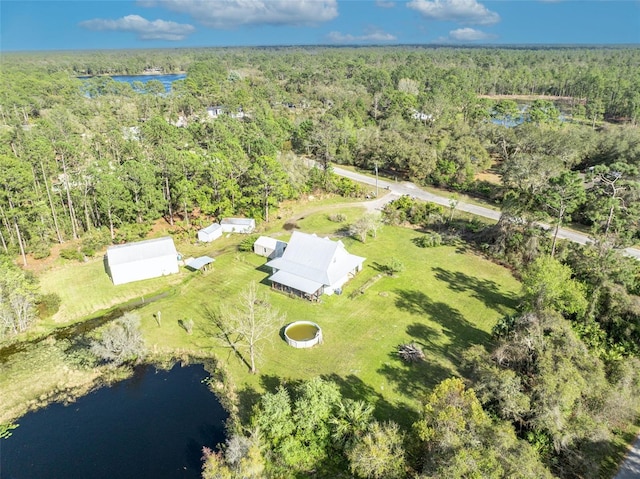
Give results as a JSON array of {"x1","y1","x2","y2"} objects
[
  {"x1": 111, "y1": 73, "x2": 186, "y2": 92},
  {"x1": 1, "y1": 363, "x2": 227, "y2": 479}
]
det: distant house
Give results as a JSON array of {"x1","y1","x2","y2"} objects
[
  {"x1": 254, "y1": 236, "x2": 287, "y2": 259},
  {"x1": 206, "y1": 106, "x2": 224, "y2": 119},
  {"x1": 411, "y1": 110, "x2": 434, "y2": 122},
  {"x1": 206, "y1": 106, "x2": 245, "y2": 120},
  {"x1": 198, "y1": 223, "x2": 223, "y2": 243},
  {"x1": 106, "y1": 236, "x2": 179, "y2": 285},
  {"x1": 220, "y1": 218, "x2": 256, "y2": 234},
  {"x1": 265, "y1": 231, "x2": 365, "y2": 301},
  {"x1": 229, "y1": 107, "x2": 245, "y2": 119}
]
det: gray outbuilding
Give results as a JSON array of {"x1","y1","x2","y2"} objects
[{"x1": 253, "y1": 236, "x2": 287, "y2": 259}]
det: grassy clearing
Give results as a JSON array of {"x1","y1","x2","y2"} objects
[
  {"x1": 2, "y1": 197, "x2": 520, "y2": 428},
  {"x1": 38, "y1": 257, "x2": 186, "y2": 325},
  {"x1": 137, "y1": 209, "x2": 520, "y2": 426}
]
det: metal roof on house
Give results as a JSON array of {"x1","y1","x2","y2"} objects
[
  {"x1": 269, "y1": 270, "x2": 324, "y2": 295},
  {"x1": 186, "y1": 256, "x2": 215, "y2": 270},
  {"x1": 265, "y1": 231, "x2": 364, "y2": 286},
  {"x1": 199, "y1": 223, "x2": 222, "y2": 234},
  {"x1": 107, "y1": 237, "x2": 177, "y2": 266}
]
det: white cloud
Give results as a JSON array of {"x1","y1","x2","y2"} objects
[
  {"x1": 448, "y1": 27, "x2": 496, "y2": 41},
  {"x1": 327, "y1": 27, "x2": 397, "y2": 44},
  {"x1": 376, "y1": 1, "x2": 396, "y2": 8},
  {"x1": 139, "y1": 0, "x2": 338, "y2": 28},
  {"x1": 80, "y1": 14, "x2": 195, "y2": 40},
  {"x1": 407, "y1": 0, "x2": 500, "y2": 25}
]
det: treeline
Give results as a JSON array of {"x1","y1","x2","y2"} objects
[
  {"x1": 1, "y1": 47, "x2": 638, "y2": 265},
  {"x1": 0, "y1": 46, "x2": 638, "y2": 324},
  {"x1": 4, "y1": 46, "x2": 640, "y2": 120}
]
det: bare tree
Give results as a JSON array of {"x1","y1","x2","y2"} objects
[
  {"x1": 90, "y1": 312, "x2": 145, "y2": 365},
  {"x1": 349, "y1": 213, "x2": 382, "y2": 243},
  {"x1": 216, "y1": 282, "x2": 285, "y2": 374}
]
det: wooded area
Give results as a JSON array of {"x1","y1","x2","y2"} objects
[{"x1": 1, "y1": 46, "x2": 639, "y2": 478}]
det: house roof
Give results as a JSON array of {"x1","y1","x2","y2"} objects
[
  {"x1": 107, "y1": 237, "x2": 177, "y2": 266},
  {"x1": 186, "y1": 256, "x2": 215, "y2": 271},
  {"x1": 199, "y1": 223, "x2": 222, "y2": 235},
  {"x1": 221, "y1": 218, "x2": 255, "y2": 226},
  {"x1": 265, "y1": 231, "x2": 364, "y2": 286}
]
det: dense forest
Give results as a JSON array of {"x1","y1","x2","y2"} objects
[{"x1": 1, "y1": 46, "x2": 640, "y2": 478}]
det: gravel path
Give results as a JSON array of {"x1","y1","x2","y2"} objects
[{"x1": 615, "y1": 435, "x2": 640, "y2": 479}]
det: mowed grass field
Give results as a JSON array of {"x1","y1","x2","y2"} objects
[
  {"x1": 2, "y1": 198, "x2": 520, "y2": 425},
  {"x1": 136, "y1": 208, "x2": 520, "y2": 424}
]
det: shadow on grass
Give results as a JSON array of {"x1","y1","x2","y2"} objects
[
  {"x1": 236, "y1": 385, "x2": 261, "y2": 424},
  {"x1": 198, "y1": 305, "x2": 252, "y2": 372},
  {"x1": 322, "y1": 373, "x2": 420, "y2": 429},
  {"x1": 394, "y1": 289, "x2": 491, "y2": 359},
  {"x1": 431, "y1": 267, "x2": 518, "y2": 314},
  {"x1": 376, "y1": 321, "x2": 453, "y2": 406}
]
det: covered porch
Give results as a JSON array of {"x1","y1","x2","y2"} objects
[{"x1": 269, "y1": 270, "x2": 324, "y2": 302}]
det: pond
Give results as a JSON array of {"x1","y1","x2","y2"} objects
[
  {"x1": 1, "y1": 363, "x2": 228, "y2": 479},
  {"x1": 111, "y1": 73, "x2": 186, "y2": 92},
  {"x1": 79, "y1": 73, "x2": 186, "y2": 93}
]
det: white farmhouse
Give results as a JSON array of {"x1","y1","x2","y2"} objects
[
  {"x1": 265, "y1": 231, "x2": 365, "y2": 301},
  {"x1": 198, "y1": 223, "x2": 223, "y2": 243},
  {"x1": 106, "y1": 236, "x2": 179, "y2": 285}
]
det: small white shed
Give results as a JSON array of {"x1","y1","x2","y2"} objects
[
  {"x1": 198, "y1": 223, "x2": 223, "y2": 243},
  {"x1": 220, "y1": 218, "x2": 256, "y2": 234},
  {"x1": 106, "y1": 236, "x2": 179, "y2": 285},
  {"x1": 254, "y1": 236, "x2": 287, "y2": 259}
]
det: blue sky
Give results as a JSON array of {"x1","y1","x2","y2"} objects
[{"x1": 1, "y1": 0, "x2": 639, "y2": 51}]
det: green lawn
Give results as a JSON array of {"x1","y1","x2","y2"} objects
[
  {"x1": 37, "y1": 256, "x2": 187, "y2": 326},
  {"x1": 136, "y1": 208, "x2": 520, "y2": 425},
  {"x1": 2, "y1": 200, "x2": 521, "y2": 427}
]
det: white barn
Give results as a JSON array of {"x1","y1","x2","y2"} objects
[
  {"x1": 106, "y1": 236, "x2": 179, "y2": 285},
  {"x1": 198, "y1": 223, "x2": 223, "y2": 243},
  {"x1": 265, "y1": 231, "x2": 365, "y2": 301},
  {"x1": 220, "y1": 218, "x2": 256, "y2": 234},
  {"x1": 254, "y1": 236, "x2": 287, "y2": 259}
]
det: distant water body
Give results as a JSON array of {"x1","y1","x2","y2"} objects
[
  {"x1": 1, "y1": 363, "x2": 228, "y2": 479},
  {"x1": 79, "y1": 73, "x2": 186, "y2": 93},
  {"x1": 111, "y1": 73, "x2": 186, "y2": 92}
]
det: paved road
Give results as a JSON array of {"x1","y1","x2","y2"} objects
[
  {"x1": 615, "y1": 435, "x2": 640, "y2": 479},
  {"x1": 333, "y1": 166, "x2": 640, "y2": 260}
]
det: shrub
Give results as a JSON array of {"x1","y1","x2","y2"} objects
[
  {"x1": 238, "y1": 234, "x2": 259, "y2": 252},
  {"x1": 328, "y1": 213, "x2": 347, "y2": 223},
  {"x1": 413, "y1": 232, "x2": 442, "y2": 248},
  {"x1": 60, "y1": 246, "x2": 83, "y2": 262},
  {"x1": 382, "y1": 258, "x2": 405, "y2": 276},
  {"x1": 37, "y1": 293, "x2": 61, "y2": 318},
  {"x1": 80, "y1": 228, "x2": 111, "y2": 257},
  {"x1": 31, "y1": 242, "x2": 51, "y2": 260},
  {"x1": 113, "y1": 223, "x2": 151, "y2": 244}
]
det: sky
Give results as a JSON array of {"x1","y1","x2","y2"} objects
[{"x1": 1, "y1": 0, "x2": 639, "y2": 52}]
